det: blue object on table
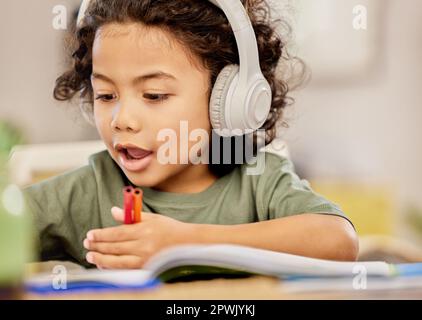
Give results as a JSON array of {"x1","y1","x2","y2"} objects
[
  {"x1": 25, "y1": 278, "x2": 161, "y2": 295},
  {"x1": 396, "y1": 263, "x2": 422, "y2": 277}
]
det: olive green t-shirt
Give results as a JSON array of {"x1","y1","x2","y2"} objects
[{"x1": 23, "y1": 150, "x2": 351, "y2": 267}]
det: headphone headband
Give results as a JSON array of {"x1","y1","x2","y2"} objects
[
  {"x1": 208, "y1": 0, "x2": 262, "y2": 90},
  {"x1": 77, "y1": 0, "x2": 261, "y2": 81}
]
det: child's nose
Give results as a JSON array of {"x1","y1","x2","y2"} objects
[{"x1": 111, "y1": 103, "x2": 142, "y2": 133}]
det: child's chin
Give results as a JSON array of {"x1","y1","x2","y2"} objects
[{"x1": 124, "y1": 170, "x2": 161, "y2": 188}]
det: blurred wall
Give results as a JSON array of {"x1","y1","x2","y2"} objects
[
  {"x1": 0, "y1": 0, "x2": 98, "y2": 143},
  {"x1": 283, "y1": 0, "x2": 422, "y2": 211}
]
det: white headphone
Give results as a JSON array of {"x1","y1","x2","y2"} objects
[{"x1": 77, "y1": 0, "x2": 272, "y2": 137}]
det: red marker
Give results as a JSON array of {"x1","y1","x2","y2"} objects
[{"x1": 123, "y1": 186, "x2": 134, "y2": 224}]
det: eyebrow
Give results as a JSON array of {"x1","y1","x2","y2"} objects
[{"x1": 91, "y1": 71, "x2": 177, "y2": 85}]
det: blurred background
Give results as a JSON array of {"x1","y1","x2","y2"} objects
[{"x1": 1, "y1": 0, "x2": 421, "y2": 261}]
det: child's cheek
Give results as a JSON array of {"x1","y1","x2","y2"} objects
[{"x1": 93, "y1": 110, "x2": 117, "y2": 162}]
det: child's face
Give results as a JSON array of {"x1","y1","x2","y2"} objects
[{"x1": 91, "y1": 23, "x2": 212, "y2": 189}]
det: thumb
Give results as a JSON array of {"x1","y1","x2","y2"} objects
[{"x1": 111, "y1": 206, "x2": 124, "y2": 223}]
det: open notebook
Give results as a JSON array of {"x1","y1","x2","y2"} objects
[{"x1": 26, "y1": 244, "x2": 422, "y2": 294}]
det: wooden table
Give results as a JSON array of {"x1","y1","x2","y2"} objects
[{"x1": 24, "y1": 276, "x2": 422, "y2": 300}]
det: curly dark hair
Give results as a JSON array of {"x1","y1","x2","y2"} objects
[{"x1": 54, "y1": 0, "x2": 305, "y2": 176}]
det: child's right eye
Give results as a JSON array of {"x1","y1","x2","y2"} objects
[{"x1": 95, "y1": 94, "x2": 116, "y2": 102}]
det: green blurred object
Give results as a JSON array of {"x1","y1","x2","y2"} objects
[
  {"x1": 0, "y1": 120, "x2": 25, "y2": 172},
  {"x1": 0, "y1": 120, "x2": 25, "y2": 156},
  {"x1": 0, "y1": 121, "x2": 31, "y2": 298}
]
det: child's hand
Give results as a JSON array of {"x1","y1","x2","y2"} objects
[{"x1": 83, "y1": 207, "x2": 196, "y2": 269}]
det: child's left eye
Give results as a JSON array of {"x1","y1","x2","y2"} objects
[{"x1": 144, "y1": 93, "x2": 170, "y2": 103}]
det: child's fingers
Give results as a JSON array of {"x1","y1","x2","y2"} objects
[
  {"x1": 86, "y1": 252, "x2": 144, "y2": 269},
  {"x1": 111, "y1": 206, "x2": 124, "y2": 222},
  {"x1": 84, "y1": 239, "x2": 135, "y2": 256},
  {"x1": 87, "y1": 225, "x2": 139, "y2": 242}
]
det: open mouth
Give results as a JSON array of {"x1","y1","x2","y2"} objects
[
  {"x1": 115, "y1": 143, "x2": 154, "y2": 172},
  {"x1": 115, "y1": 144, "x2": 153, "y2": 160}
]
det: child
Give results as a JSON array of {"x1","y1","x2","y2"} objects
[{"x1": 24, "y1": 0, "x2": 358, "y2": 269}]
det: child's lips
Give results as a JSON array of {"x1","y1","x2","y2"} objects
[
  {"x1": 118, "y1": 149, "x2": 154, "y2": 172},
  {"x1": 114, "y1": 143, "x2": 152, "y2": 154},
  {"x1": 126, "y1": 147, "x2": 151, "y2": 159},
  {"x1": 114, "y1": 143, "x2": 154, "y2": 172}
]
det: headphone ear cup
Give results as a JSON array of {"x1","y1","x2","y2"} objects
[{"x1": 209, "y1": 64, "x2": 239, "y2": 131}]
